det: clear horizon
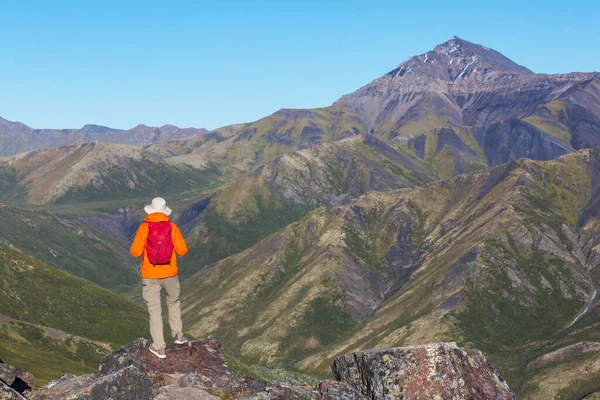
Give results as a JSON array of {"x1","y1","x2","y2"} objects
[{"x1": 1, "y1": 0, "x2": 599, "y2": 131}]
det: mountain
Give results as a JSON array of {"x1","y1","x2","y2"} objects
[
  {"x1": 136, "y1": 37, "x2": 600, "y2": 184},
  {"x1": 0, "y1": 244, "x2": 148, "y2": 383},
  {"x1": 181, "y1": 146, "x2": 600, "y2": 398},
  {"x1": 4, "y1": 38, "x2": 599, "y2": 207},
  {"x1": 177, "y1": 134, "x2": 437, "y2": 277},
  {"x1": 149, "y1": 106, "x2": 368, "y2": 174},
  {"x1": 101, "y1": 123, "x2": 208, "y2": 146},
  {"x1": 336, "y1": 36, "x2": 600, "y2": 175},
  {"x1": 0, "y1": 141, "x2": 224, "y2": 205},
  {"x1": 2, "y1": 37, "x2": 599, "y2": 287},
  {"x1": 0, "y1": 116, "x2": 207, "y2": 157}
]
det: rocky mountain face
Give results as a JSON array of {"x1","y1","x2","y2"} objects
[
  {"x1": 0, "y1": 117, "x2": 207, "y2": 157},
  {"x1": 181, "y1": 146, "x2": 600, "y2": 398},
  {"x1": 0, "y1": 337, "x2": 515, "y2": 400}
]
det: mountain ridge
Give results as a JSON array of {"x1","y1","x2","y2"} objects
[{"x1": 0, "y1": 117, "x2": 208, "y2": 157}]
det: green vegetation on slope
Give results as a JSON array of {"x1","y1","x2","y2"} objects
[
  {"x1": 56, "y1": 160, "x2": 224, "y2": 204},
  {"x1": 0, "y1": 245, "x2": 147, "y2": 347},
  {"x1": 0, "y1": 165, "x2": 27, "y2": 205},
  {"x1": 485, "y1": 303, "x2": 600, "y2": 398},
  {"x1": 182, "y1": 192, "x2": 310, "y2": 278},
  {"x1": 0, "y1": 204, "x2": 137, "y2": 291},
  {"x1": 0, "y1": 319, "x2": 110, "y2": 386},
  {"x1": 458, "y1": 241, "x2": 584, "y2": 350}
]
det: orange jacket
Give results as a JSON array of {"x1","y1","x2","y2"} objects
[{"x1": 130, "y1": 213, "x2": 188, "y2": 279}]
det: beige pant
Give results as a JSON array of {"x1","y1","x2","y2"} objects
[{"x1": 142, "y1": 276, "x2": 183, "y2": 350}]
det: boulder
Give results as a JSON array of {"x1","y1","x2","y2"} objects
[
  {"x1": 152, "y1": 385, "x2": 220, "y2": 400},
  {"x1": 30, "y1": 366, "x2": 152, "y2": 400},
  {"x1": 99, "y1": 337, "x2": 249, "y2": 398},
  {"x1": 0, "y1": 363, "x2": 35, "y2": 394},
  {"x1": 0, "y1": 380, "x2": 27, "y2": 400},
  {"x1": 331, "y1": 343, "x2": 516, "y2": 400}
]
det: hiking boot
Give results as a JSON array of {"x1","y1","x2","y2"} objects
[
  {"x1": 174, "y1": 333, "x2": 188, "y2": 345},
  {"x1": 149, "y1": 345, "x2": 166, "y2": 359}
]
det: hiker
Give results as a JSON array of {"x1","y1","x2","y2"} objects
[{"x1": 130, "y1": 197, "x2": 189, "y2": 359}]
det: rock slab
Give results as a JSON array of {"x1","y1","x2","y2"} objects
[
  {"x1": 30, "y1": 366, "x2": 152, "y2": 400},
  {"x1": 332, "y1": 343, "x2": 516, "y2": 400}
]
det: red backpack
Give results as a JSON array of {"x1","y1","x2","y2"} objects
[{"x1": 146, "y1": 222, "x2": 174, "y2": 265}]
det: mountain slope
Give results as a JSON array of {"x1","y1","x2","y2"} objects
[
  {"x1": 0, "y1": 116, "x2": 207, "y2": 157},
  {"x1": 0, "y1": 203, "x2": 140, "y2": 291},
  {"x1": 0, "y1": 244, "x2": 148, "y2": 383},
  {"x1": 0, "y1": 314, "x2": 112, "y2": 385},
  {"x1": 0, "y1": 244, "x2": 148, "y2": 344},
  {"x1": 178, "y1": 134, "x2": 437, "y2": 277},
  {"x1": 181, "y1": 147, "x2": 600, "y2": 397}
]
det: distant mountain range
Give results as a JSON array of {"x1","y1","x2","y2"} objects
[{"x1": 0, "y1": 117, "x2": 208, "y2": 156}]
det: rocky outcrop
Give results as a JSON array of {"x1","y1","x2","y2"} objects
[
  {"x1": 0, "y1": 363, "x2": 35, "y2": 395},
  {"x1": 30, "y1": 366, "x2": 152, "y2": 400},
  {"x1": 98, "y1": 337, "x2": 250, "y2": 397},
  {"x1": 316, "y1": 381, "x2": 367, "y2": 400},
  {"x1": 10, "y1": 337, "x2": 515, "y2": 400},
  {"x1": 22, "y1": 337, "x2": 254, "y2": 400},
  {"x1": 332, "y1": 343, "x2": 516, "y2": 400},
  {"x1": 1, "y1": 380, "x2": 27, "y2": 400}
]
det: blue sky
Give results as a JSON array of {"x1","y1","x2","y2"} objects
[{"x1": 1, "y1": 0, "x2": 598, "y2": 130}]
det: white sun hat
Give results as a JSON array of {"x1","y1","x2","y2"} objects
[{"x1": 144, "y1": 197, "x2": 172, "y2": 216}]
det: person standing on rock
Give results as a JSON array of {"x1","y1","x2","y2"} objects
[{"x1": 130, "y1": 197, "x2": 189, "y2": 359}]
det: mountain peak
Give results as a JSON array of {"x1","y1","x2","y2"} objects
[
  {"x1": 132, "y1": 124, "x2": 152, "y2": 130},
  {"x1": 388, "y1": 37, "x2": 533, "y2": 82}
]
